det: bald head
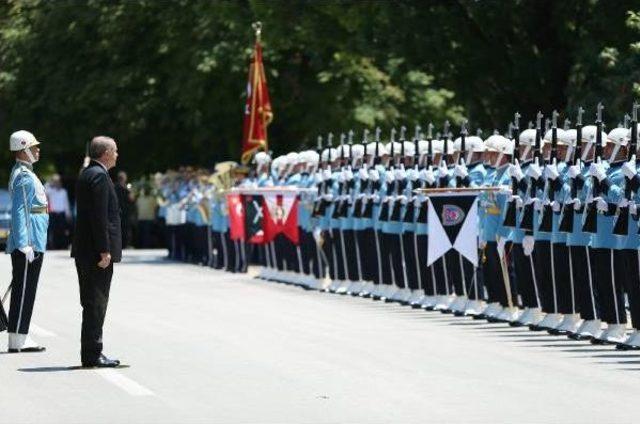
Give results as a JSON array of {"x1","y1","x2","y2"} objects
[{"x1": 89, "y1": 135, "x2": 118, "y2": 170}]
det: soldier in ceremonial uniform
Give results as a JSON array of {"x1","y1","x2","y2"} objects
[{"x1": 6, "y1": 130, "x2": 48, "y2": 353}]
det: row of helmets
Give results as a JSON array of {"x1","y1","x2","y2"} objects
[{"x1": 256, "y1": 123, "x2": 640, "y2": 172}]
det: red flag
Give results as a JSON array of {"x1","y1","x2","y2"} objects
[
  {"x1": 241, "y1": 38, "x2": 273, "y2": 165},
  {"x1": 227, "y1": 193, "x2": 246, "y2": 241},
  {"x1": 262, "y1": 194, "x2": 299, "y2": 245}
]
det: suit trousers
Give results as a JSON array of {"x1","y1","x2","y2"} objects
[
  {"x1": 76, "y1": 260, "x2": 113, "y2": 363},
  {"x1": 512, "y1": 243, "x2": 540, "y2": 308},
  {"x1": 621, "y1": 249, "x2": 640, "y2": 330},
  {"x1": 9, "y1": 251, "x2": 44, "y2": 334}
]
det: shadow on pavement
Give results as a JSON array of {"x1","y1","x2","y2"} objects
[{"x1": 18, "y1": 365, "x2": 131, "y2": 372}]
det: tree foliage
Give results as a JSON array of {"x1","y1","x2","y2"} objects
[{"x1": 0, "y1": 0, "x2": 638, "y2": 180}]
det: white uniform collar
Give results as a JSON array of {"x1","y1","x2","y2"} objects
[{"x1": 15, "y1": 159, "x2": 33, "y2": 170}]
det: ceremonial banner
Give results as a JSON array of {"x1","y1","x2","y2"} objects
[
  {"x1": 244, "y1": 194, "x2": 265, "y2": 244},
  {"x1": 262, "y1": 193, "x2": 299, "y2": 244},
  {"x1": 227, "y1": 193, "x2": 245, "y2": 241},
  {"x1": 427, "y1": 193, "x2": 479, "y2": 266},
  {"x1": 241, "y1": 32, "x2": 273, "y2": 164}
]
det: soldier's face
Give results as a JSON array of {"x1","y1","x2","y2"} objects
[
  {"x1": 29, "y1": 146, "x2": 40, "y2": 162},
  {"x1": 518, "y1": 145, "x2": 532, "y2": 160}
]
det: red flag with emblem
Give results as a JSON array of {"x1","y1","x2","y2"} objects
[
  {"x1": 262, "y1": 193, "x2": 299, "y2": 244},
  {"x1": 241, "y1": 29, "x2": 273, "y2": 165},
  {"x1": 227, "y1": 193, "x2": 246, "y2": 241}
]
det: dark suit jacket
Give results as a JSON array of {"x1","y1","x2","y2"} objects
[{"x1": 71, "y1": 161, "x2": 122, "y2": 264}]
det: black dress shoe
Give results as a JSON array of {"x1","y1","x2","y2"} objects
[
  {"x1": 8, "y1": 346, "x2": 46, "y2": 353},
  {"x1": 616, "y1": 343, "x2": 640, "y2": 351},
  {"x1": 82, "y1": 354, "x2": 120, "y2": 368}
]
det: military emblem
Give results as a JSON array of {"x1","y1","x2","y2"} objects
[{"x1": 441, "y1": 204, "x2": 465, "y2": 226}]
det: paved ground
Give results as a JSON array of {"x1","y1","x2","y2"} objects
[{"x1": 0, "y1": 250, "x2": 639, "y2": 423}]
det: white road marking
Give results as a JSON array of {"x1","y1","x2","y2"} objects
[
  {"x1": 30, "y1": 324, "x2": 57, "y2": 337},
  {"x1": 95, "y1": 369, "x2": 155, "y2": 397}
]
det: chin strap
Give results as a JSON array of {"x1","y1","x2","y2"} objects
[{"x1": 24, "y1": 149, "x2": 37, "y2": 164}]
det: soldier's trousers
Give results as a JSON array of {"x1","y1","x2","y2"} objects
[
  {"x1": 512, "y1": 243, "x2": 540, "y2": 308},
  {"x1": 570, "y1": 245, "x2": 598, "y2": 320},
  {"x1": 416, "y1": 235, "x2": 435, "y2": 296},
  {"x1": 592, "y1": 248, "x2": 626, "y2": 325},
  {"x1": 482, "y1": 241, "x2": 509, "y2": 306},
  {"x1": 381, "y1": 232, "x2": 404, "y2": 288},
  {"x1": 343, "y1": 229, "x2": 359, "y2": 281},
  {"x1": 620, "y1": 249, "x2": 640, "y2": 330},
  {"x1": 533, "y1": 241, "x2": 571, "y2": 314},
  {"x1": 329, "y1": 229, "x2": 346, "y2": 280},
  {"x1": 402, "y1": 232, "x2": 418, "y2": 290},
  {"x1": 8, "y1": 251, "x2": 44, "y2": 335},
  {"x1": 357, "y1": 229, "x2": 377, "y2": 283},
  {"x1": 211, "y1": 230, "x2": 225, "y2": 269},
  {"x1": 446, "y1": 251, "x2": 475, "y2": 297}
]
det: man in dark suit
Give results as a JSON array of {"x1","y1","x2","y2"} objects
[{"x1": 71, "y1": 136, "x2": 122, "y2": 368}]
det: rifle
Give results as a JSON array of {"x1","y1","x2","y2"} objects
[
  {"x1": 582, "y1": 102, "x2": 605, "y2": 233},
  {"x1": 538, "y1": 110, "x2": 559, "y2": 232},
  {"x1": 559, "y1": 107, "x2": 584, "y2": 232},
  {"x1": 520, "y1": 112, "x2": 544, "y2": 231},
  {"x1": 614, "y1": 103, "x2": 640, "y2": 235},
  {"x1": 427, "y1": 123, "x2": 434, "y2": 167},
  {"x1": 503, "y1": 112, "x2": 521, "y2": 227}
]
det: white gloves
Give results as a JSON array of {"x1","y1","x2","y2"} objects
[
  {"x1": 508, "y1": 160, "x2": 524, "y2": 181},
  {"x1": 631, "y1": 203, "x2": 638, "y2": 215},
  {"x1": 19, "y1": 246, "x2": 35, "y2": 263},
  {"x1": 618, "y1": 198, "x2": 629, "y2": 209},
  {"x1": 522, "y1": 236, "x2": 535, "y2": 256},
  {"x1": 343, "y1": 168, "x2": 354, "y2": 181},
  {"x1": 527, "y1": 161, "x2": 542, "y2": 179},
  {"x1": 313, "y1": 227, "x2": 323, "y2": 243},
  {"x1": 358, "y1": 168, "x2": 369, "y2": 180},
  {"x1": 385, "y1": 171, "x2": 395, "y2": 184},
  {"x1": 322, "y1": 168, "x2": 332, "y2": 180},
  {"x1": 420, "y1": 167, "x2": 436, "y2": 185},
  {"x1": 544, "y1": 161, "x2": 559, "y2": 180},
  {"x1": 594, "y1": 197, "x2": 608, "y2": 212},
  {"x1": 322, "y1": 193, "x2": 334, "y2": 202},
  {"x1": 510, "y1": 195, "x2": 524, "y2": 208},
  {"x1": 438, "y1": 162, "x2": 449, "y2": 178},
  {"x1": 571, "y1": 198, "x2": 582, "y2": 211},
  {"x1": 622, "y1": 159, "x2": 637, "y2": 180},
  {"x1": 533, "y1": 198, "x2": 544, "y2": 211},
  {"x1": 589, "y1": 162, "x2": 607, "y2": 182},
  {"x1": 394, "y1": 168, "x2": 405, "y2": 180},
  {"x1": 454, "y1": 163, "x2": 468, "y2": 178},
  {"x1": 369, "y1": 169, "x2": 380, "y2": 181},
  {"x1": 397, "y1": 195, "x2": 408, "y2": 204},
  {"x1": 551, "y1": 200, "x2": 561, "y2": 212},
  {"x1": 497, "y1": 237, "x2": 506, "y2": 259},
  {"x1": 567, "y1": 164, "x2": 581, "y2": 179}
]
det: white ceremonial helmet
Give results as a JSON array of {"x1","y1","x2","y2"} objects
[
  {"x1": 607, "y1": 127, "x2": 630, "y2": 161},
  {"x1": 580, "y1": 125, "x2": 608, "y2": 161},
  {"x1": 385, "y1": 141, "x2": 403, "y2": 156},
  {"x1": 518, "y1": 129, "x2": 537, "y2": 160},
  {"x1": 485, "y1": 134, "x2": 510, "y2": 168},
  {"x1": 351, "y1": 144, "x2": 365, "y2": 166},
  {"x1": 253, "y1": 151, "x2": 271, "y2": 165},
  {"x1": 10, "y1": 130, "x2": 41, "y2": 163},
  {"x1": 321, "y1": 147, "x2": 338, "y2": 162},
  {"x1": 559, "y1": 129, "x2": 577, "y2": 162},
  {"x1": 10, "y1": 130, "x2": 40, "y2": 152},
  {"x1": 402, "y1": 141, "x2": 416, "y2": 158},
  {"x1": 453, "y1": 135, "x2": 485, "y2": 163},
  {"x1": 543, "y1": 128, "x2": 567, "y2": 144}
]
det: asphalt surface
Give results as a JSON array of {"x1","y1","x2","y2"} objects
[{"x1": 0, "y1": 250, "x2": 639, "y2": 424}]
